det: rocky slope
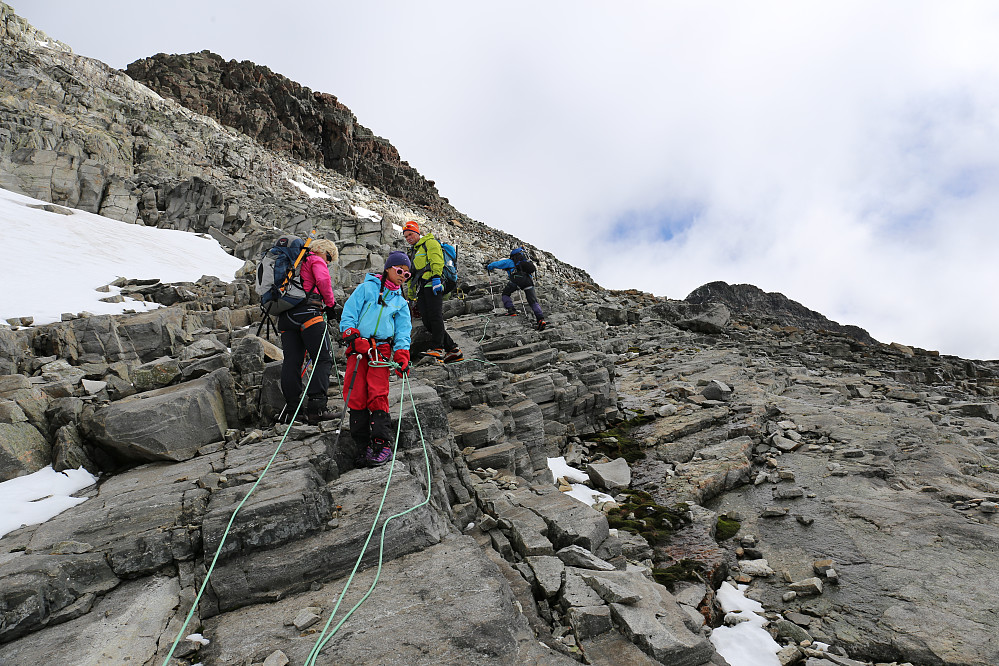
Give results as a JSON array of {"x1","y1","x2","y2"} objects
[{"x1": 2, "y1": 4, "x2": 999, "y2": 666}]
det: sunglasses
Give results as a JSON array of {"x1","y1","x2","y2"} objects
[{"x1": 390, "y1": 266, "x2": 411, "y2": 280}]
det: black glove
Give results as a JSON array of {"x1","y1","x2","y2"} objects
[{"x1": 324, "y1": 305, "x2": 338, "y2": 320}]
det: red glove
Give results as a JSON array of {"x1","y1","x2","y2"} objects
[
  {"x1": 393, "y1": 349, "x2": 410, "y2": 377},
  {"x1": 342, "y1": 328, "x2": 369, "y2": 355}
]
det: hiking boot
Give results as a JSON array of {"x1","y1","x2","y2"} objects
[
  {"x1": 536, "y1": 320, "x2": 548, "y2": 331},
  {"x1": 423, "y1": 348, "x2": 445, "y2": 360},
  {"x1": 444, "y1": 348, "x2": 463, "y2": 363},
  {"x1": 306, "y1": 399, "x2": 337, "y2": 425},
  {"x1": 276, "y1": 407, "x2": 305, "y2": 426},
  {"x1": 365, "y1": 439, "x2": 392, "y2": 466},
  {"x1": 506, "y1": 308, "x2": 518, "y2": 316},
  {"x1": 357, "y1": 444, "x2": 373, "y2": 468}
]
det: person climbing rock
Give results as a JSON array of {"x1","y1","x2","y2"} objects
[
  {"x1": 339, "y1": 251, "x2": 413, "y2": 466},
  {"x1": 402, "y1": 220, "x2": 463, "y2": 363},
  {"x1": 277, "y1": 238, "x2": 340, "y2": 424},
  {"x1": 486, "y1": 247, "x2": 547, "y2": 330}
]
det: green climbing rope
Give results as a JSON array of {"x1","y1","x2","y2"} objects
[
  {"x1": 160, "y1": 318, "x2": 333, "y2": 666},
  {"x1": 303, "y1": 367, "x2": 432, "y2": 665}
]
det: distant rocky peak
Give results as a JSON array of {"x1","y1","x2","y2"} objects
[
  {"x1": 685, "y1": 280, "x2": 877, "y2": 344},
  {"x1": 125, "y1": 51, "x2": 453, "y2": 213}
]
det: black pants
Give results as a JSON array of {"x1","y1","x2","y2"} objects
[
  {"x1": 349, "y1": 408, "x2": 393, "y2": 445},
  {"x1": 416, "y1": 285, "x2": 456, "y2": 351},
  {"x1": 502, "y1": 274, "x2": 544, "y2": 321},
  {"x1": 278, "y1": 305, "x2": 333, "y2": 409}
]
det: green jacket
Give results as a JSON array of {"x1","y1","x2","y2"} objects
[{"x1": 406, "y1": 233, "x2": 445, "y2": 299}]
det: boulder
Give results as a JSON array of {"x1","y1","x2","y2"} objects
[
  {"x1": 52, "y1": 424, "x2": 96, "y2": 473},
  {"x1": 231, "y1": 334, "x2": 283, "y2": 375},
  {"x1": 700, "y1": 380, "x2": 733, "y2": 402},
  {"x1": 957, "y1": 403, "x2": 999, "y2": 422},
  {"x1": 526, "y1": 555, "x2": 565, "y2": 598},
  {"x1": 675, "y1": 302, "x2": 731, "y2": 334},
  {"x1": 557, "y1": 545, "x2": 617, "y2": 571},
  {"x1": 0, "y1": 422, "x2": 50, "y2": 481},
  {"x1": 587, "y1": 457, "x2": 631, "y2": 491},
  {"x1": 131, "y1": 356, "x2": 181, "y2": 392},
  {"x1": 581, "y1": 572, "x2": 643, "y2": 604},
  {"x1": 596, "y1": 306, "x2": 628, "y2": 326},
  {"x1": 82, "y1": 368, "x2": 237, "y2": 462},
  {"x1": 567, "y1": 605, "x2": 614, "y2": 639},
  {"x1": 602, "y1": 570, "x2": 715, "y2": 666}
]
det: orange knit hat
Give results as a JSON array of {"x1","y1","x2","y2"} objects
[{"x1": 403, "y1": 220, "x2": 421, "y2": 234}]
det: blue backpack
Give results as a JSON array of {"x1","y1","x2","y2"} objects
[
  {"x1": 441, "y1": 242, "x2": 458, "y2": 288},
  {"x1": 254, "y1": 235, "x2": 312, "y2": 314}
]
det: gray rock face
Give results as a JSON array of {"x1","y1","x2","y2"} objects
[
  {"x1": 82, "y1": 368, "x2": 237, "y2": 462},
  {"x1": 0, "y1": 552, "x2": 119, "y2": 642},
  {"x1": 603, "y1": 570, "x2": 716, "y2": 666},
  {"x1": 0, "y1": 576, "x2": 179, "y2": 665},
  {"x1": 199, "y1": 535, "x2": 577, "y2": 666}
]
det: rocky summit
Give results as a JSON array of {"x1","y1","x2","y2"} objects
[{"x1": 2, "y1": 4, "x2": 998, "y2": 666}]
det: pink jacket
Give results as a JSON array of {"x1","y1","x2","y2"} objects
[{"x1": 301, "y1": 253, "x2": 335, "y2": 307}]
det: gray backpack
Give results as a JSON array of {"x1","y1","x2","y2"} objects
[{"x1": 255, "y1": 235, "x2": 311, "y2": 315}]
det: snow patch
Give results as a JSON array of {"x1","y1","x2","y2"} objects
[
  {"x1": 547, "y1": 457, "x2": 613, "y2": 507},
  {"x1": 351, "y1": 205, "x2": 381, "y2": 221},
  {"x1": 710, "y1": 582, "x2": 782, "y2": 666},
  {"x1": 548, "y1": 456, "x2": 589, "y2": 483},
  {"x1": 287, "y1": 178, "x2": 331, "y2": 199},
  {"x1": 0, "y1": 187, "x2": 244, "y2": 326},
  {"x1": 0, "y1": 466, "x2": 97, "y2": 538}
]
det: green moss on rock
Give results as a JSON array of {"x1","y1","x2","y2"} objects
[{"x1": 715, "y1": 516, "x2": 741, "y2": 542}]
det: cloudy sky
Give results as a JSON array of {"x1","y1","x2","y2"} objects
[{"x1": 21, "y1": 1, "x2": 999, "y2": 360}]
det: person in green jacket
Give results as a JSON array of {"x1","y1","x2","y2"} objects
[{"x1": 402, "y1": 220, "x2": 462, "y2": 363}]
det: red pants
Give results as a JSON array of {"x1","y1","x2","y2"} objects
[{"x1": 343, "y1": 343, "x2": 392, "y2": 412}]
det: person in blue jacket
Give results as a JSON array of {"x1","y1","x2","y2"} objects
[
  {"x1": 339, "y1": 251, "x2": 413, "y2": 466},
  {"x1": 486, "y1": 247, "x2": 547, "y2": 330}
]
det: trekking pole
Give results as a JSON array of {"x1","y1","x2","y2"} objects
[{"x1": 518, "y1": 288, "x2": 530, "y2": 319}]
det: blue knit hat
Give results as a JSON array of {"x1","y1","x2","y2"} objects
[
  {"x1": 510, "y1": 247, "x2": 525, "y2": 259},
  {"x1": 385, "y1": 250, "x2": 412, "y2": 270}
]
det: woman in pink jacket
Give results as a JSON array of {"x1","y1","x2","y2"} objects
[{"x1": 278, "y1": 238, "x2": 339, "y2": 424}]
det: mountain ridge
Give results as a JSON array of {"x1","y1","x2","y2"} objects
[{"x1": 126, "y1": 50, "x2": 456, "y2": 215}]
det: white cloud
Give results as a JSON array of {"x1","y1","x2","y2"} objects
[{"x1": 17, "y1": 1, "x2": 999, "y2": 358}]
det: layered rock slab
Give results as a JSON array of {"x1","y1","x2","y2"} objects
[{"x1": 200, "y1": 534, "x2": 576, "y2": 665}]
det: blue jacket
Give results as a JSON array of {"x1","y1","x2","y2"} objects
[
  {"x1": 487, "y1": 258, "x2": 517, "y2": 277},
  {"x1": 340, "y1": 274, "x2": 412, "y2": 350}
]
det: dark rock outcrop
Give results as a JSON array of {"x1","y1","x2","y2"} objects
[
  {"x1": 126, "y1": 51, "x2": 451, "y2": 212},
  {"x1": 685, "y1": 281, "x2": 876, "y2": 344}
]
